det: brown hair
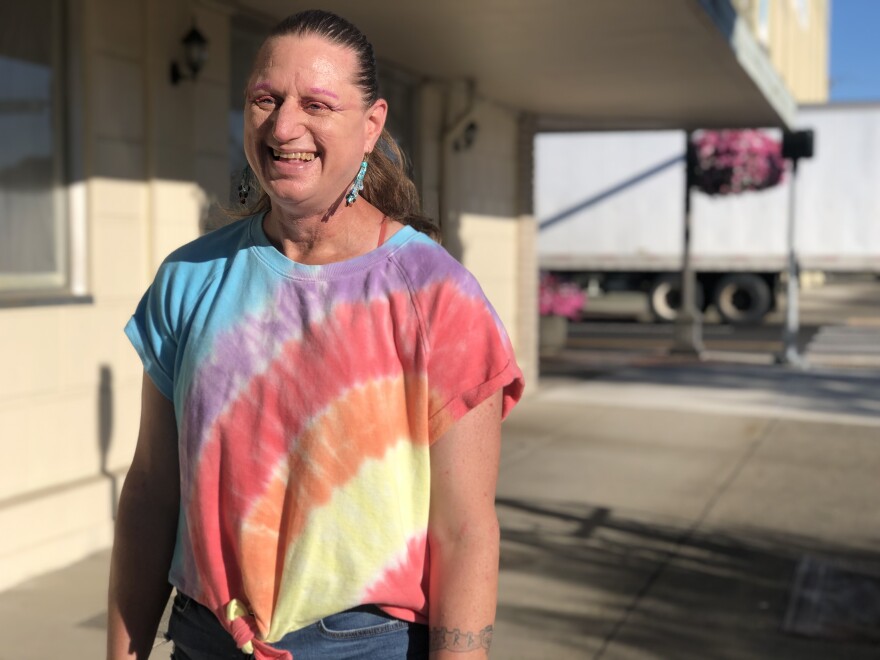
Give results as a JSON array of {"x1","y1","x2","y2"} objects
[{"x1": 240, "y1": 9, "x2": 439, "y2": 241}]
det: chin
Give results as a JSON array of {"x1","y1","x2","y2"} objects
[
  {"x1": 271, "y1": 180, "x2": 350, "y2": 211},
  {"x1": 267, "y1": 190, "x2": 331, "y2": 216}
]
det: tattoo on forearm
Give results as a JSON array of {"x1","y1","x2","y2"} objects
[{"x1": 429, "y1": 625, "x2": 493, "y2": 653}]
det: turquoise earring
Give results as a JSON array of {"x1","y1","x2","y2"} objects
[{"x1": 346, "y1": 159, "x2": 368, "y2": 205}]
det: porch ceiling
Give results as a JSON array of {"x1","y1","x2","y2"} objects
[{"x1": 234, "y1": 0, "x2": 795, "y2": 130}]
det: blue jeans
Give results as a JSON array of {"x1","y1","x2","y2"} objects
[{"x1": 167, "y1": 592, "x2": 429, "y2": 659}]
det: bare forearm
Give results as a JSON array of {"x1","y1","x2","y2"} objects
[
  {"x1": 428, "y1": 521, "x2": 500, "y2": 658},
  {"x1": 107, "y1": 472, "x2": 178, "y2": 659}
]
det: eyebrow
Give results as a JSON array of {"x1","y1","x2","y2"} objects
[
  {"x1": 309, "y1": 86, "x2": 339, "y2": 99},
  {"x1": 249, "y1": 82, "x2": 273, "y2": 94}
]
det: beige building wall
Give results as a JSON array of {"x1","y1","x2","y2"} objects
[
  {"x1": 416, "y1": 83, "x2": 538, "y2": 388},
  {"x1": 0, "y1": 0, "x2": 835, "y2": 592},
  {"x1": 0, "y1": 1, "x2": 535, "y2": 589},
  {"x1": 736, "y1": 0, "x2": 830, "y2": 103},
  {"x1": 0, "y1": 0, "x2": 229, "y2": 590}
]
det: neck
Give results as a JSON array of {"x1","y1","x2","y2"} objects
[{"x1": 263, "y1": 198, "x2": 385, "y2": 265}]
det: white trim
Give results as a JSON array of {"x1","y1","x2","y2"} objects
[
  {"x1": 757, "y1": 0, "x2": 771, "y2": 44},
  {"x1": 697, "y1": 0, "x2": 796, "y2": 127},
  {"x1": 0, "y1": 0, "x2": 88, "y2": 299},
  {"x1": 792, "y1": 0, "x2": 810, "y2": 27},
  {"x1": 68, "y1": 182, "x2": 88, "y2": 295},
  {"x1": 729, "y1": 7, "x2": 797, "y2": 127},
  {"x1": 66, "y1": 0, "x2": 88, "y2": 296}
]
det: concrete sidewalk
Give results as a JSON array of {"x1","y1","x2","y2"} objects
[
  {"x1": 2, "y1": 360, "x2": 879, "y2": 659},
  {"x1": 493, "y1": 361, "x2": 880, "y2": 659}
]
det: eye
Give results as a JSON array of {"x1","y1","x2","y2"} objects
[
  {"x1": 305, "y1": 100, "x2": 330, "y2": 112},
  {"x1": 254, "y1": 96, "x2": 277, "y2": 108}
]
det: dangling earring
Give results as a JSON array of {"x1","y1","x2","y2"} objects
[
  {"x1": 346, "y1": 157, "x2": 368, "y2": 205},
  {"x1": 238, "y1": 165, "x2": 251, "y2": 205}
]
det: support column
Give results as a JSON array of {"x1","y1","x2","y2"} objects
[
  {"x1": 671, "y1": 131, "x2": 704, "y2": 356},
  {"x1": 777, "y1": 158, "x2": 807, "y2": 367}
]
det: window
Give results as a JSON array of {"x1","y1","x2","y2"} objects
[
  {"x1": 792, "y1": 0, "x2": 810, "y2": 27},
  {"x1": 0, "y1": 0, "x2": 69, "y2": 295},
  {"x1": 757, "y1": 0, "x2": 771, "y2": 44}
]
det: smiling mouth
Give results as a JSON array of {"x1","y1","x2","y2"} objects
[{"x1": 271, "y1": 149, "x2": 318, "y2": 161}]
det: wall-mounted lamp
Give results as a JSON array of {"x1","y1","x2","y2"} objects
[
  {"x1": 170, "y1": 25, "x2": 209, "y2": 85},
  {"x1": 452, "y1": 121, "x2": 479, "y2": 152}
]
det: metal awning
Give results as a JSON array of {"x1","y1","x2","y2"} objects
[{"x1": 234, "y1": 0, "x2": 795, "y2": 130}]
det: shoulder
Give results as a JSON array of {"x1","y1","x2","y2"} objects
[
  {"x1": 161, "y1": 216, "x2": 253, "y2": 273},
  {"x1": 390, "y1": 233, "x2": 523, "y2": 434},
  {"x1": 153, "y1": 216, "x2": 254, "y2": 293},
  {"x1": 389, "y1": 230, "x2": 507, "y2": 344},
  {"x1": 389, "y1": 229, "x2": 486, "y2": 301}
]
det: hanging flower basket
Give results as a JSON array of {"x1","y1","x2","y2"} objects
[{"x1": 690, "y1": 130, "x2": 784, "y2": 196}]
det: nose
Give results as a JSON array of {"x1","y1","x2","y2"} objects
[{"x1": 271, "y1": 101, "x2": 307, "y2": 143}]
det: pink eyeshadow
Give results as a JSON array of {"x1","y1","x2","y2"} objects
[{"x1": 310, "y1": 86, "x2": 339, "y2": 99}]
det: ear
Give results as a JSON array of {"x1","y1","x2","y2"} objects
[{"x1": 363, "y1": 98, "x2": 388, "y2": 153}]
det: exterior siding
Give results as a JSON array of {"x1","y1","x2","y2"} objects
[
  {"x1": 736, "y1": 0, "x2": 830, "y2": 103},
  {"x1": 0, "y1": 0, "x2": 229, "y2": 590},
  {"x1": 0, "y1": 0, "x2": 537, "y2": 589}
]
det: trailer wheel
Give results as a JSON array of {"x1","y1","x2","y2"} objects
[
  {"x1": 713, "y1": 274, "x2": 772, "y2": 324},
  {"x1": 648, "y1": 275, "x2": 704, "y2": 322}
]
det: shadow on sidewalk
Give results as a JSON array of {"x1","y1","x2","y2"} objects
[{"x1": 496, "y1": 496, "x2": 880, "y2": 660}]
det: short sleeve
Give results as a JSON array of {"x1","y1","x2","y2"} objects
[
  {"x1": 417, "y1": 271, "x2": 525, "y2": 442},
  {"x1": 124, "y1": 262, "x2": 180, "y2": 401}
]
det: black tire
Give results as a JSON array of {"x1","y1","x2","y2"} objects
[
  {"x1": 713, "y1": 274, "x2": 772, "y2": 324},
  {"x1": 648, "y1": 275, "x2": 704, "y2": 323}
]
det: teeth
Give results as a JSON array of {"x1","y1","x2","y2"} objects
[{"x1": 273, "y1": 150, "x2": 315, "y2": 161}]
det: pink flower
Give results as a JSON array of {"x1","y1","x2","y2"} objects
[
  {"x1": 539, "y1": 273, "x2": 587, "y2": 320},
  {"x1": 691, "y1": 129, "x2": 784, "y2": 196}
]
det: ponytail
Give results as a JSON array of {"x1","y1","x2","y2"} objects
[{"x1": 362, "y1": 129, "x2": 440, "y2": 241}]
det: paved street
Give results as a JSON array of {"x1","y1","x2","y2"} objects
[{"x1": 552, "y1": 276, "x2": 880, "y2": 370}]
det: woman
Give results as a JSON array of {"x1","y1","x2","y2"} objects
[{"x1": 107, "y1": 9, "x2": 523, "y2": 659}]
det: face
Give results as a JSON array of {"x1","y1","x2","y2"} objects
[{"x1": 243, "y1": 35, "x2": 387, "y2": 215}]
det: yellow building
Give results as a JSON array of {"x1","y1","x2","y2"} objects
[
  {"x1": 736, "y1": 0, "x2": 830, "y2": 103},
  {"x1": 0, "y1": 0, "x2": 829, "y2": 589}
]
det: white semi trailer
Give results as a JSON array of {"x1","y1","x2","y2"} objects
[{"x1": 536, "y1": 103, "x2": 880, "y2": 323}]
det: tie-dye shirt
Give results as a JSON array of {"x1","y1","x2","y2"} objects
[{"x1": 125, "y1": 213, "x2": 524, "y2": 653}]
